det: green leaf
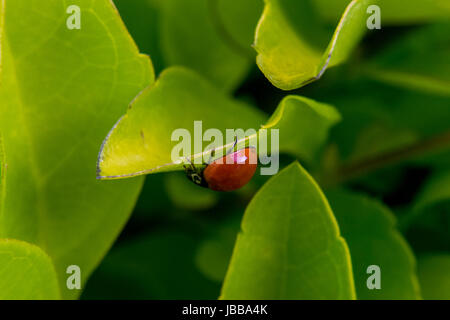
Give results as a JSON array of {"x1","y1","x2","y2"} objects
[
  {"x1": 415, "y1": 170, "x2": 450, "y2": 213},
  {"x1": 195, "y1": 216, "x2": 240, "y2": 283},
  {"x1": 164, "y1": 172, "x2": 219, "y2": 210},
  {"x1": 348, "y1": 125, "x2": 418, "y2": 163},
  {"x1": 133, "y1": 174, "x2": 173, "y2": 217},
  {"x1": 404, "y1": 169, "x2": 450, "y2": 227},
  {"x1": 262, "y1": 95, "x2": 341, "y2": 162},
  {"x1": 364, "y1": 23, "x2": 450, "y2": 96},
  {"x1": 254, "y1": 0, "x2": 375, "y2": 90},
  {"x1": 0, "y1": 134, "x2": 5, "y2": 215},
  {"x1": 160, "y1": 0, "x2": 261, "y2": 91},
  {"x1": 314, "y1": 0, "x2": 450, "y2": 25},
  {"x1": 82, "y1": 231, "x2": 220, "y2": 299},
  {"x1": 327, "y1": 189, "x2": 421, "y2": 299},
  {"x1": 97, "y1": 66, "x2": 266, "y2": 179},
  {"x1": 97, "y1": 72, "x2": 340, "y2": 179},
  {"x1": 215, "y1": 0, "x2": 264, "y2": 53},
  {"x1": 195, "y1": 237, "x2": 234, "y2": 283},
  {"x1": 400, "y1": 170, "x2": 450, "y2": 252},
  {"x1": 326, "y1": 94, "x2": 397, "y2": 161},
  {"x1": 0, "y1": 239, "x2": 60, "y2": 300},
  {"x1": 417, "y1": 254, "x2": 450, "y2": 300},
  {"x1": 220, "y1": 162, "x2": 355, "y2": 299},
  {"x1": 0, "y1": 0, "x2": 153, "y2": 298}
]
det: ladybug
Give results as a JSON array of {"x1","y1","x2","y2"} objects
[{"x1": 184, "y1": 140, "x2": 257, "y2": 192}]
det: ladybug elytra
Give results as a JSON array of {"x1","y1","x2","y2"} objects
[{"x1": 184, "y1": 140, "x2": 257, "y2": 192}]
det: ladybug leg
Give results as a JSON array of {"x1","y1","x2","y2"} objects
[
  {"x1": 204, "y1": 135, "x2": 236, "y2": 164},
  {"x1": 226, "y1": 135, "x2": 238, "y2": 155},
  {"x1": 204, "y1": 147, "x2": 216, "y2": 165},
  {"x1": 183, "y1": 156, "x2": 197, "y2": 172},
  {"x1": 183, "y1": 156, "x2": 205, "y2": 186}
]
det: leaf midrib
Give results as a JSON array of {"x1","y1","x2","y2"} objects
[{"x1": 4, "y1": 38, "x2": 48, "y2": 246}]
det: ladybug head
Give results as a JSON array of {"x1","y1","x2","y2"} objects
[{"x1": 183, "y1": 160, "x2": 208, "y2": 188}]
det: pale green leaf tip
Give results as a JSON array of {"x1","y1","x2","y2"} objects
[
  {"x1": 254, "y1": 0, "x2": 372, "y2": 90},
  {"x1": 96, "y1": 68, "x2": 180, "y2": 180},
  {"x1": 96, "y1": 66, "x2": 247, "y2": 180},
  {"x1": 96, "y1": 115, "x2": 125, "y2": 180}
]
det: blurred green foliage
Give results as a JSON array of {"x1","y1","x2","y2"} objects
[{"x1": 0, "y1": 0, "x2": 449, "y2": 300}]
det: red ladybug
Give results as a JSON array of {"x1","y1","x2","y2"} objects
[{"x1": 184, "y1": 146, "x2": 257, "y2": 192}]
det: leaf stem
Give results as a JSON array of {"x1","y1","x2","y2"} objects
[{"x1": 324, "y1": 130, "x2": 450, "y2": 187}]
